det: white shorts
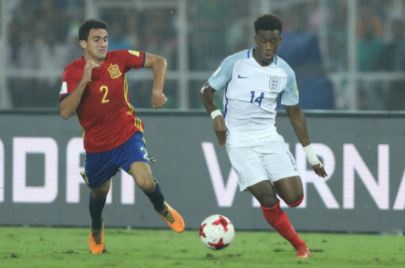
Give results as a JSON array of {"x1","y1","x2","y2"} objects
[{"x1": 226, "y1": 142, "x2": 299, "y2": 191}]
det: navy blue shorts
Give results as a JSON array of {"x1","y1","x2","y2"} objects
[{"x1": 84, "y1": 132, "x2": 150, "y2": 188}]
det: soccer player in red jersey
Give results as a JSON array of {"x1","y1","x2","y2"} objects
[{"x1": 59, "y1": 19, "x2": 185, "y2": 255}]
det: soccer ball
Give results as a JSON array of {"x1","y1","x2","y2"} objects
[{"x1": 199, "y1": 214, "x2": 235, "y2": 250}]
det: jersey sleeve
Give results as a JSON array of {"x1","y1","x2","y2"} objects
[
  {"x1": 58, "y1": 65, "x2": 81, "y2": 102},
  {"x1": 117, "y1": 50, "x2": 145, "y2": 72},
  {"x1": 208, "y1": 56, "x2": 234, "y2": 91},
  {"x1": 280, "y1": 67, "x2": 299, "y2": 106}
]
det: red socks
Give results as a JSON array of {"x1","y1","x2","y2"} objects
[{"x1": 261, "y1": 201, "x2": 305, "y2": 248}]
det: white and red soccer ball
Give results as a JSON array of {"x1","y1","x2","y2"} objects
[{"x1": 199, "y1": 214, "x2": 235, "y2": 250}]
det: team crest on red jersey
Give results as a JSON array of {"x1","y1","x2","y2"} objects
[{"x1": 108, "y1": 64, "x2": 122, "y2": 79}]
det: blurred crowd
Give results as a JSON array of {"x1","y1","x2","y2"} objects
[
  {"x1": 6, "y1": 0, "x2": 83, "y2": 107},
  {"x1": 2, "y1": 0, "x2": 405, "y2": 110}
]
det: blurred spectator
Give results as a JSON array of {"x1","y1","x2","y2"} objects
[
  {"x1": 325, "y1": 1, "x2": 348, "y2": 72},
  {"x1": 356, "y1": 6, "x2": 384, "y2": 71},
  {"x1": 225, "y1": 17, "x2": 251, "y2": 53},
  {"x1": 9, "y1": 0, "x2": 76, "y2": 69},
  {"x1": 355, "y1": 4, "x2": 385, "y2": 110},
  {"x1": 308, "y1": 0, "x2": 328, "y2": 33},
  {"x1": 6, "y1": 0, "x2": 82, "y2": 108},
  {"x1": 100, "y1": 9, "x2": 138, "y2": 51},
  {"x1": 128, "y1": 80, "x2": 178, "y2": 109},
  {"x1": 108, "y1": 22, "x2": 133, "y2": 50},
  {"x1": 65, "y1": 21, "x2": 82, "y2": 61},
  {"x1": 278, "y1": 13, "x2": 335, "y2": 109},
  {"x1": 3, "y1": 0, "x2": 404, "y2": 110},
  {"x1": 36, "y1": 31, "x2": 68, "y2": 71},
  {"x1": 378, "y1": 18, "x2": 405, "y2": 72},
  {"x1": 127, "y1": 15, "x2": 141, "y2": 49},
  {"x1": 378, "y1": 18, "x2": 405, "y2": 110},
  {"x1": 16, "y1": 29, "x2": 40, "y2": 68},
  {"x1": 188, "y1": 0, "x2": 229, "y2": 70},
  {"x1": 141, "y1": 9, "x2": 177, "y2": 70}
]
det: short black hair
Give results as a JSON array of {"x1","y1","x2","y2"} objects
[
  {"x1": 254, "y1": 14, "x2": 282, "y2": 34},
  {"x1": 78, "y1": 19, "x2": 108, "y2": 41}
]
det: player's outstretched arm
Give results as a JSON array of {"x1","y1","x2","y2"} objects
[
  {"x1": 59, "y1": 60, "x2": 99, "y2": 119},
  {"x1": 284, "y1": 105, "x2": 327, "y2": 178},
  {"x1": 144, "y1": 53, "x2": 167, "y2": 109},
  {"x1": 201, "y1": 83, "x2": 227, "y2": 146}
]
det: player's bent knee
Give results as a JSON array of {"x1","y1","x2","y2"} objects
[
  {"x1": 91, "y1": 181, "x2": 111, "y2": 199},
  {"x1": 286, "y1": 195, "x2": 304, "y2": 207},
  {"x1": 135, "y1": 176, "x2": 156, "y2": 191},
  {"x1": 130, "y1": 162, "x2": 155, "y2": 191},
  {"x1": 92, "y1": 188, "x2": 109, "y2": 199},
  {"x1": 255, "y1": 194, "x2": 278, "y2": 208}
]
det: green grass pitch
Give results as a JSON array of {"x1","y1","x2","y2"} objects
[{"x1": 0, "y1": 227, "x2": 404, "y2": 268}]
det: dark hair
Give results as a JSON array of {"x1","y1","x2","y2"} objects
[
  {"x1": 254, "y1": 14, "x2": 282, "y2": 34},
  {"x1": 78, "y1": 19, "x2": 108, "y2": 41}
]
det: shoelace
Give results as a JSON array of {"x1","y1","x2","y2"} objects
[
  {"x1": 92, "y1": 230, "x2": 102, "y2": 244},
  {"x1": 162, "y1": 209, "x2": 175, "y2": 224}
]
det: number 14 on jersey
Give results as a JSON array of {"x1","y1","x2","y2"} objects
[{"x1": 250, "y1": 91, "x2": 264, "y2": 106}]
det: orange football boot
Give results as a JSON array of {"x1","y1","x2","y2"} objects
[
  {"x1": 160, "y1": 202, "x2": 185, "y2": 233},
  {"x1": 89, "y1": 226, "x2": 106, "y2": 255}
]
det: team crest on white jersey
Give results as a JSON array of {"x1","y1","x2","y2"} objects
[
  {"x1": 269, "y1": 75, "x2": 281, "y2": 91},
  {"x1": 108, "y1": 64, "x2": 122, "y2": 79}
]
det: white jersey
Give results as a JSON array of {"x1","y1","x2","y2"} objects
[{"x1": 207, "y1": 49, "x2": 299, "y2": 147}]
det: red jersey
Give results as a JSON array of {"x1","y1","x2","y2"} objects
[{"x1": 59, "y1": 50, "x2": 145, "y2": 153}]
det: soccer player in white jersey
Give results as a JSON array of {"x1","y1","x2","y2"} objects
[{"x1": 201, "y1": 14, "x2": 327, "y2": 259}]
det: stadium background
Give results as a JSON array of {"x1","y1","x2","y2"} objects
[{"x1": 0, "y1": 0, "x2": 404, "y2": 234}]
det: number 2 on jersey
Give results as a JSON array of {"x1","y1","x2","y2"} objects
[
  {"x1": 99, "y1": 85, "x2": 110, "y2": 104},
  {"x1": 250, "y1": 91, "x2": 264, "y2": 106}
]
